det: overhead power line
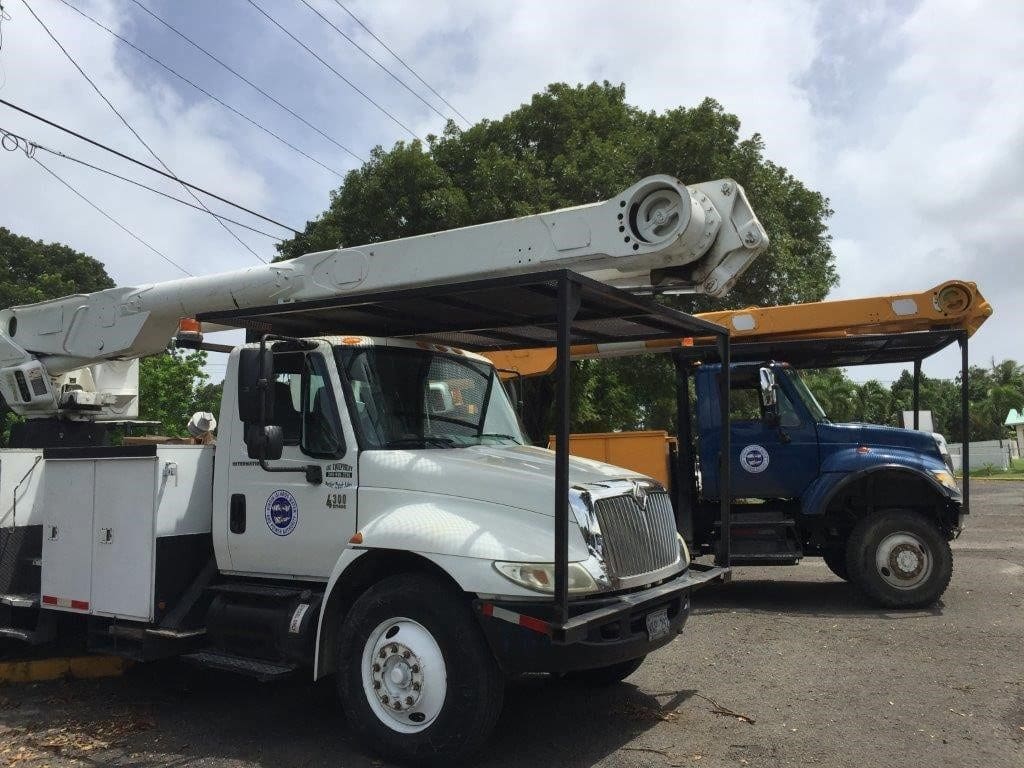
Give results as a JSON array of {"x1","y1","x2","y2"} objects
[
  {"x1": 244, "y1": 0, "x2": 420, "y2": 140},
  {"x1": 31, "y1": 154, "x2": 192, "y2": 277},
  {"x1": 297, "y1": 0, "x2": 452, "y2": 125},
  {"x1": 2, "y1": 126, "x2": 283, "y2": 240},
  {"x1": 333, "y1": 1, "x2": 470, "y2": 126},
  {"x1": 57, "y1": 0, "x2": 348, "y2": 178},
  {"x1": 0, "y1": 98, "x2": 302, "y2": 233},
  {"x1": 127, "y1": 0, "x2": 365, "y2": 164},
  {"x1": 21, "y1": 0, "x2": 267, "y2": 263}
]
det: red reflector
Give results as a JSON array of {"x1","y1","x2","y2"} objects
[
  {"x1": 71, "y1": 599, "x2": 89, "y2": 610},
  {"x1": 42, "y1": 595, "x2": 57, "y2": 605},
  {"x1": 518, "y1": 613, "x2": 551, "y2": 635}
]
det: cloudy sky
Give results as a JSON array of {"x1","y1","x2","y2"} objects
[{"x1": 0, "y1": 0, "x2": 1021, "y2": 384}]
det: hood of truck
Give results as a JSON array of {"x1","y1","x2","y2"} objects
[
  {"x1": 818, "y1": 422, "x2": 942, "y2": 462},
  {"x1": 358, "y1": 444, "x2": 647, "y2": 516}
]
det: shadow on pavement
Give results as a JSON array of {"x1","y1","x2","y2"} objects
[{"x1": 693, "y1": 576, "x2": 944, "y2": 619}]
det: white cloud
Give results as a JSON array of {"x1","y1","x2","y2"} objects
[{"x1": 825, "y1": 0, "x2": 1024, "y2": 377}]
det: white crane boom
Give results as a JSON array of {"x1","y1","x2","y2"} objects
[{"x1": 0, "y1": 174, "x2": 767, "y2": 420}]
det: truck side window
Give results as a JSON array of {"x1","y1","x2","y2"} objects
[
  {"x1": 729, "y1": 386, "x2": 763, "y2": 422},
  {"x1": 272, "y1": 351, "x2": 345, "y2": 458},
  {"x1": 777, "y1": 388, "x2": 802, "y2": 428},
  {"x1": 302, "y1": 359, "x2": 344, "y2": 458}
]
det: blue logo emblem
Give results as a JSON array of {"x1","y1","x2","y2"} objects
[{"x1": 265, "y1": 490, "x2": 299, "y2": 536}]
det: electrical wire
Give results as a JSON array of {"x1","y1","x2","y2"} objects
[
  {"x1": 333, "y1": 1, "x2": 470, "y2": 126},
  {"x1": 245, "y1": 0, "x2": 420, "y2": 140},
  {"x1": 31, "y1": 154, "x2": 193, "y2": 276},
  {"x1": 297, "y1": 0, "x2": 452, "y2": 125},
  {"x1": 0, "y1": 98, "x2": 301, "y2": 233},
  {"x1": 1, "y1": 127, "x2": 282, "y2": 240},
  {"x1": 56, "y1": 0, "x2": 347, "y2": 178},
  {"x1": 128, "y1": 0, "x2": 364, "y2": 165},
  {"x1": 21, "y1": 0, "x2": 267, "y2": 264}
]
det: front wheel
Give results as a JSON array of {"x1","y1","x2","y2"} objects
[
  {"x1": 336, "y1": 573, "x2": 504, "y2": 764},
  {"x1": 846, "y1": 510, "x2": 953, "y2": 608}
]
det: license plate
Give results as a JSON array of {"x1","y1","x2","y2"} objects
[{"x1": 645, "y1": 607, "x2": 670, "y2": 641}]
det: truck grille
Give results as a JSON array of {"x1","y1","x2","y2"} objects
[{"x1": 594, "y1": 491, "x2": 678, "y2": 579}]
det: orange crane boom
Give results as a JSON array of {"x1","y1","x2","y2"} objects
[{"x1": 486, "y1": 279, "x2": 992, "y2": 377}]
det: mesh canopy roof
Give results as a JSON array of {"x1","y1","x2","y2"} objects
[
  {"x1": 677, "y1": 329, "x2": 964, "y2": 369},
  {"x1": 198, "y1": 270, "x2": 727, "y2": 350}
]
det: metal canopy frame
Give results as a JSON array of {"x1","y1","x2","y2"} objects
[
  {"x1": 199, "y1": 270, "x2": 732, "y2": 638},
  {"x1": 673, "y1": 328, "x2": 970, "y2": 515}
]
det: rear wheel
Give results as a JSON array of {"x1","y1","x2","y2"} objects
[
  {"x1": 846, "y1": 510, "x2": 952, "y2": 608},
  {"x1": 822, "y1": 547, "x2": 849, "y2": 581},
  {"x1": 336, "y1": 573, "x2": 504, "y2": 765},
  {"x1": 565, "y1": 656, "x2": 645, "y2": 685}
]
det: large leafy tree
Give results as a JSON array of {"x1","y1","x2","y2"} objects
[
  {"x1": 276, "y1": 82, "x2": 837, "y2": 440},
  {"x1": 0, "y1": 227, "x2": 114, "y2": 307}
]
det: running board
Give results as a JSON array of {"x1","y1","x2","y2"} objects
[{"x1": 182, "y1": 650, "x2": 298, "y2": 682}]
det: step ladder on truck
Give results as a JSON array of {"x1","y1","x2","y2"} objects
[
  {"x1": 488, "y1": 281, "x2": 992, "y2": 609},
  {"x1": 0, "y1": 175, "x2": 767, "y2": 763}
]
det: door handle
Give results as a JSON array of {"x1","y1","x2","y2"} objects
[{"x1": 230, "y1": 494, "x2": 246, "y2": 534}]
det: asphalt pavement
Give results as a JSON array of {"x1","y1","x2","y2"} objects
[{"x1": 1, "y1": 481, "x2": 1021, "y2": 767}]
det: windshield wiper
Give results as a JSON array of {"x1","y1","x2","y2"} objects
[
  {"x1": 479, "y1": 433, "x2": 522, "y2": 444},
  {"x1": 384, "y1": 436, "x2": 457, "y2": 449}
]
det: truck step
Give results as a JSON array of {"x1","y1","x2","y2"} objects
[
  {"x1": 182, "y1": 650, "x2": 298, "y2": 682},
  {"x1": 206, "y1": 582, "x2": 308, "y2": 599},
  {"x1": 0, "y1": 624, "x2": 54, "y2": 645},
  {"x1": 0, "y1": 593, "x2": 38, "y2": 609},
  {"x1": 720, "y1": 511, "x2": 796, "y2": 526}
]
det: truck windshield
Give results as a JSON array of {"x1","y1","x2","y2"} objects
[
  {"x1": 788, "y1": 370, "x2": 830, "y2": 423},
  {"x1": 335, "y1": 345, "x2": 524, "y2": 449}
]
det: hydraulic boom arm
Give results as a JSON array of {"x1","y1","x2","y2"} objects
[
  {"x1": 486, "y1": 280, "x2": 992, "y2": 377},
  {"x1": 0, "y1": 174, "x2": 767, "y2": 420}
]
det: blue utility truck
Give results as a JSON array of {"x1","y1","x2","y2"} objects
[{"x1": 671, "y1": 327, "x2": 971, "y2": 608}]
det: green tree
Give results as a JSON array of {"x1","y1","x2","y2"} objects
[
  {"x1": 0, "y1": 227, "x2": 114, "y2": 308},
  {"x1": 803, "y1": 369, "x2": 857, "y2": 423},
  {"x1": 138, "y1": 349, "x2": 221, "y2": 437},
  {"x1": 0, "y1": 228, "x2": 115, "y2": 444},
  {"x1": 277, "y1": 83, "x2": 836, "y2": 440}
]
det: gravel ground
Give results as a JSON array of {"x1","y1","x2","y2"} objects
[{"x1": 1, "y1": 482, "x2": 1021, "y2": 768}]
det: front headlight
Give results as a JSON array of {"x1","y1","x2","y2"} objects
[
  {"x1": 677, "y1": 533, "x2": 691, "y2": 568},
  {"x1": 493, "y1": 561, "x2": 598, "y2": 594},
  {"x1": 931, "y1": 469, "x2": 960, "y2": 494}
]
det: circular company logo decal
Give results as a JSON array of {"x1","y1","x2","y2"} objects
[
  {"x1": 265, "y1": 490, "x2": 299, "y2": 536},
  {"x1": 740, "y1": 444, "x2": 770, "y2": 473}
]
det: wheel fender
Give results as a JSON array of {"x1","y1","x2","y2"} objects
[
  {"x1": 803, "y1": 461, "x2": 954, "y2": 519},
  {"x1": 314, "y1": 548, "x2": 367, "y2": 680}
]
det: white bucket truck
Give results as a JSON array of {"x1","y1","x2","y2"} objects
[{"x1": 0, "y1": 175, "x2": 766, "y2": 762}]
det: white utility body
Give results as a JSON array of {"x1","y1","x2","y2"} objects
[{"x1": 0, "y1": 176, "x2": 767, "y2": 764}]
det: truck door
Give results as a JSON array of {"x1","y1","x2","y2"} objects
[
  {"x1": 225, "y1": 349, "x2": 357, "y2": 580},
  {"x1": 727, "y1": 370, "x2": 819, "y2": 499}
]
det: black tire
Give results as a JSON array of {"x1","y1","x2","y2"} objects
[
  {"x1": 845, "y1": 509, "x2": 953, "y2": 609},
  {"x1": 565, "y1": 656, "x2": 645, "y2": 685},
  {"x1": 822, "y1": 547, "x2": 849, "y2": 581},
  {"x1": 336, "y1": 572, "x2": 504, "y2": 765}
]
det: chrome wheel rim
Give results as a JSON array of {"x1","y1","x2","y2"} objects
[
  {"x1": 875, "y1": 532, "x2": 932, "y2": 590},
  {"x1": 361, "y1": 617, "x2": 446, "y2": 733}
]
